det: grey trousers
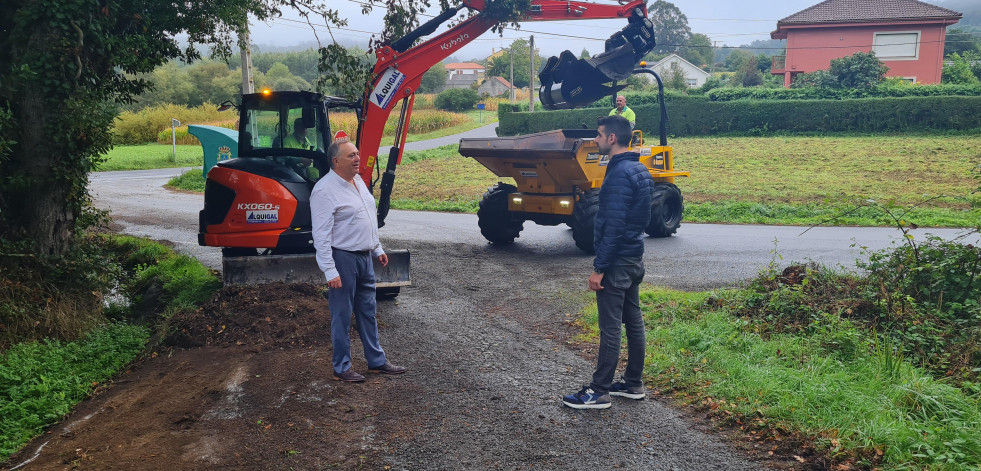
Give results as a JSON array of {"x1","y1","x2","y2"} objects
[
  {"x1": 328, "y1": 249, "x2": 387, "y2": 374},
  {"x1": 589, "y1": 256, "x2": 646, "y2": 395}
]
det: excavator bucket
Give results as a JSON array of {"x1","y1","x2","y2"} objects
[
  {"x1": 222, "y1": 250, "x2": 411, "y2": 289},
  {"x1": 539, "y1": 6, "x2": 655, "y2": 110}
]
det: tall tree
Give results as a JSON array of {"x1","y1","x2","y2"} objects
[
  {"x1": 420, "y1": 62, "x2": 448, "y2": 93},
  {"x1": 944, "y1": 28, "x2": 981, "y2": 57},
  {"x1": 486, "y1": 38, "x2": 543, "y2": 88},
  {"x1": 680, "y1": 33, "x2": 713, "y2": 69},
  {"x1": 649, "y1": 0, "x2": 691, "y2": 55}
]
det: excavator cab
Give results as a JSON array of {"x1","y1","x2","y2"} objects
[
  {"x1": 236, "y1": 91, "x2": 353, "y2": 182},
  {"x1": 199, "y1": 91, "x2": 410, "y2": 293}
]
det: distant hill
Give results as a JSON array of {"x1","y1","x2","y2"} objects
[
  {"x1": 252, "y1": 38, "x2": 368, "y2": 54},
  {"x1": 932, "y1": 0, "x2": 981, "y2": 30}
]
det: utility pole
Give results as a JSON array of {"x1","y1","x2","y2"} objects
[
  {"x1": 509, "y1": 47, "x2": 515, "y2": 103},
  {"x1": 239, "y1": 25, "x2": 255, "y2": 94},
  {"x1": 529, "y1": 35, "x2": 534, "y2": 112}
]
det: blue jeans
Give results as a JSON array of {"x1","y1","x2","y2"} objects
[
  {"x1": 328, "y1": 249, "x2": 387, "y2": 373},
  {"x1": 589, "y1": 256, "x2": 646, "y2": 395}
]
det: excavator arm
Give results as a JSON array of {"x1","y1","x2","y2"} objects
[{"x1": 355, "y1": 0, "x2": 655, "y2": 227}]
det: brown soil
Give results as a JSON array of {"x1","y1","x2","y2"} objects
[{"x1": 6, "y1": 241, "x2": 808, "y2": 471}]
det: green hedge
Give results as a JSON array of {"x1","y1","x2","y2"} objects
[
  {"x1": 498, "y1": 96, "x2": 981, "y2": 136},
  {"x1": 707, "y1": 84, "x2": 981, "y2": 101}
]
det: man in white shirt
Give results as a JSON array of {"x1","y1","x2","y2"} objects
[{"x1": 310, "y1": 139, "x2": 407, "y2": 382}]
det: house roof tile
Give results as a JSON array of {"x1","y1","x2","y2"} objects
[
  {"x1": 778, "y1": 0, "x2": 961, "y2": 25},
  {"x1": 490, "y1": 76, "x2": 512, "y2": 87},
  {"x1": 445, "y1": 62, "x2": 485, "y2": 70}
]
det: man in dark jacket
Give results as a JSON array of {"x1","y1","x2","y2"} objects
[{"x1": 563, "y1": 114, "x2": 654, "y2": 410}]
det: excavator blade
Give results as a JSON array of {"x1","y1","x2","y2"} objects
[
  {"x1": 539, "y1": 7, "x2": 655, "y2": 110},
  {"x1": 222, "y1": 250, "x2": 411, "y2": 289}
]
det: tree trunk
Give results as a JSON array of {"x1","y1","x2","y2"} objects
[{"x1": 2, "y1": 29, "x2": 77, "y2": 257}]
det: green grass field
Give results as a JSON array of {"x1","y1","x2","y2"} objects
[{"x1": 386, "y1": 134, "x2": 981, "y2": 227}]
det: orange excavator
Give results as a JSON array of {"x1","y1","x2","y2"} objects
[{"x1": 198, "y1": 0, "x2": 656, "y2": 290}]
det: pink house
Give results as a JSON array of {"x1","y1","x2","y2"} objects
[{"x1": 770, "y1": 0, "x2": 962, "y2": 87}]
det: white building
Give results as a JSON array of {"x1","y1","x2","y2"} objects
[
  {"x1": 443, "y1": 62, "x2": 486, "y2": 90},
  {"x1": 647, "y1": 54, "x2": 711, "y2": 88}
]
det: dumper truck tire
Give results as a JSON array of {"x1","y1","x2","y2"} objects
[
  {"x1": 646, "y1": 182, "x2": 683, "y2": 238},
  {"x1": 478, "y1": 183, "x2": 524, "y2": 244},
  {"x1": 571, "y1": 190, "x2": 599, "y2": 254}
]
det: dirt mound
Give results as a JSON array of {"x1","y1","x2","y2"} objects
[{"x1": 166, "y1": 282, "x2": 329, "y2": 350}]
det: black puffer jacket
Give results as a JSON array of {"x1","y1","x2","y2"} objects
[{"x1": 593, "y1": 151, "x2": 654, "y2": 273}]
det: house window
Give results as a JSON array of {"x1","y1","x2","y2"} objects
[
  {"x1": 687, "y1": 79, "x2": 698, "y2": 87},
  {"x1": 873, "y1": 31, "x2": 920, "y2": 60}
]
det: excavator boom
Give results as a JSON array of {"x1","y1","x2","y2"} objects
[{"x1": 355, "y1": 0, "x2": 656, "y2": 227}]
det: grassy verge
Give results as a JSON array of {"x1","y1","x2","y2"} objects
[
  {"x1": 0, "y1": 235, "x2": 221, "y2": 463},
  {"x1": 95, "y1": 144, "x2": 204, "y2": 171},
  {"x1": 0, "y1": 324, "x2": 149, "y2": 459},
  {"x1": 572, "y1": 235, "x2": 981, "y2": 470}
]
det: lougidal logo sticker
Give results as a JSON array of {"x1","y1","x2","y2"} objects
[
  {"x1": 586, "y1": 153, "x2": 600, "y2": 163},
  {"x1": 370, "y1": 68, "x2": 406, "y2": 110},
  {"x1": 247, "y1": 210, "x2": 279, "y2": 223}
]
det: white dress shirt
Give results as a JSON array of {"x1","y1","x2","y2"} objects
[{"x1": 310, "y1": 170, "x2": 384, "y2": 281}]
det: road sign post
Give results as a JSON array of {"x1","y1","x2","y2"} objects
[{"x1": 171, "y1": 118, "x2": 182, "y2": 163}]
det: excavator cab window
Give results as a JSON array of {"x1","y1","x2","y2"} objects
[{"x1": 237, "y1": 91, "x2": 330, "y2": 183}]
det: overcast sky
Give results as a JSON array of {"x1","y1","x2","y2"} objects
[{"x1": 246, "y1": 0, "x2": 951, "y2": 60}]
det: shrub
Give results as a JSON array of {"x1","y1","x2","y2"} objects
[
  {"x1": 858, "y1": 235, "x2": 981, "y2": 381},
  {"x1": 435, "y1": 88, "x2": 480, "y2": 111}
]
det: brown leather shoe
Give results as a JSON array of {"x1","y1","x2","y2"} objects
[
  {"x1": 368, "y1": 362, "x2": 407, "y2": 375},
  {"x1": 333, "y1": 370, "x2": 366, "y2": 382}
]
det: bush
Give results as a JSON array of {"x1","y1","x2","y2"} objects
[
  {"x1": 435, "y1": 88, "x2": 480, "y2": 111},
  {"x1": 858, "y1": 235, "x2": 981, "y2": 381},
  {"x1": 709, "y1": 83, "x2": 981, "y2": 101}
]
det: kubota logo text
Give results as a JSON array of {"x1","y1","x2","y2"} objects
[{"x1": 440, "y1": 33, "x2": 469, "y2": 51}]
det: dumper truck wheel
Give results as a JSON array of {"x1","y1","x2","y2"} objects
[
  {"x1": 478, "y1": 183, "x2": 524, "y2": 244},
  {"x1": 646, "y1": 182, "x2": 683, "y2": 238},
  {"x1": 571, "y1": 190, "x2": 599, "y2": 254}
]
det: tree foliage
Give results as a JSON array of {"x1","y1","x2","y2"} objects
[
  {"x1": 944, "y1": 27, "x2": 981, "y2": 57},
  {"x1": 828, "y1": 52, "x2": 889, "y2": 88},
  {"x1": 680, "y1": 33, "x2": 713, "y2": 69},
  {"x1": 420, "y1": 62, "x2": 448, "y2": 94},
  {"x1": 649, "y1": 0, "x2": 691, "y2": 55},
  {"x1": 485, "y1": 39, "x2": 544, "y2": 88},
  {"x1": 434, "y1": 88, "x2": 480, "y2": 111},
  {"x1": 942, "y1": 52, "x2": 981, "y2": 85},
  {"x1": 792, "y1": 52, "x2": 888, "y2": 89}
]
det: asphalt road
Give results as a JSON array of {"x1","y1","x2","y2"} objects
[{"x1": 89, "y1": 166, "x2": 978, "y2": 292}]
